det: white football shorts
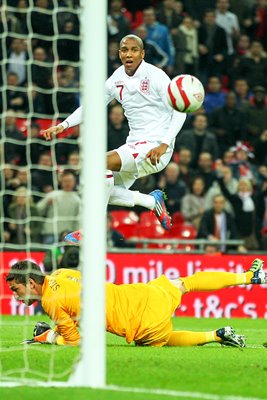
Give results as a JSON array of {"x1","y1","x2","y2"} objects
[{"x1": 113, "y1": 140, "x2": 173, "y2": 189}]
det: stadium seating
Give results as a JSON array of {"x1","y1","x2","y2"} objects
[
  {"x1": 171, "y1": 211, "x2": 185, "y2": 226},
  {"x1": 139, "y1": 210, "x2": 159, "y2": 226},
  {"x1": 110, "y1": 210, "x2": 139, "y2": 239}
]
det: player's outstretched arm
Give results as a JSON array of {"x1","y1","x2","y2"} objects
[
  {"x1": 42, "y1": 124, "x2": 65, "y2": 141},
  {"x1": 42, "y1": 105, "x2": 83, "y2": 141}
]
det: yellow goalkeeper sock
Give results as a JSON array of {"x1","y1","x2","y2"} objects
[
  {"x1": 181, "y1": 271, "x2": 253, "y2": 293},
  {"x1": 166, "y1": 330, "x2": 220, "y2": 346}
]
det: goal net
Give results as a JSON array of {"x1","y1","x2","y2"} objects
[{"x1": 0, "y1": 0, "x2": 106, "y2": 387}]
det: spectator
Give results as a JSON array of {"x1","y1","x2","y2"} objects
[
  {"x1": 135, "y1": 25, "x2": 168, "y2": 69},
  {"x1": 182, "y1": 0, "x2": 214, "y2": 25},
  {"x1": 203, "y1": 76, "x2": 226, "y2": 114},
  {"x1": 7, "y1": 187, "x2": 41, "y2": 244},
  {"x1": 215, "y1": 0, "x2": 240, "y2": 56},
  {"x1": 31, "y1": 47, "x2": 52, "y2": 89},
  {"x1": 254, "y1": 129, "x2": 267, "y2": 165},
  {"x1": 2, "y1": 109, "x2": 26, "y2": 165},
  {"x1": 4, "y1": 72, "x2": 28, "y2": 113},
  {"x1": 59, "y1": 244, "x2": 79, "y2": 269},
  {"x1": 230, "y1": 0, "x2": 252, "y2": 27},
  {"x1": 2, "y1": 165, "x2": 17, "y2": 215},
  {"x1": 107, "y1": 213, "x2": 127, "y2": 248},
  {"x1": 181, "y1": 176, "x2": 206, "y2": 230},
  {"x1": 198, "y1": 194, "x2": 241, "y2": 253},
  {"x1": 222, "y1": 149, "x2": 235, "y2": 166},
  {"x1": 195, "y1": 152, "x2": 216, "y2": 191},
  {"x1": 217, "y1": 173, "x2": 259, "y2": 250},
  {"x1": 57, "y1": 19, "x2": 80, "y2": 62},
  {"x1": 209, "y1": 91, "x2": 247, "y2": 154},
  {"x1": 31, "y1": 153, "x2": 55, "y2": 196},
  {"x1": 107, "y1": 0, "x2": 131, "y2": 42},
  {"x1": 246, "y1": 85, "x2": 267, "y2": 145},
  {"x1": 28, "y1": 122, "x2": 47, "y2": 164},
  {"x1": 6, "y1": 168, "x2": 30, "y2": 191},
  {"x1": 37, "y1": 170, "x2": 80, "y2": 244},
  {"x1": 143, "y1": 7, "x2": 175, "y2": 74},
  {"x1": 31, "y1": 0, "x2": 54, "y2": 49},
  {"x1": 43, "y1": 230, "x2": 71, "y2": 272},
  {"x1": 67, "y1": 151, "x2": 80, "y2": 170},
  {"x1": 66, "y1": 151, "x2": 80, "y2": 188},
  {"x1": 235, "y1": 34, "x2": 251, "y2": 58},
  {"x1": 229, "y1": 141, "x2": 258, "y2": 184},
  {"x1": 107, "y1": 104, "x2": 128, "y2": 151},
  {"x1": 29, "y1": 84, "x2": 47, "y2": 114},
  {"x1": 157, "y1": 162, "x2": 187, "y2": 215},
  {"x1": 233, "y1": 78, "x2": 251, "y2": 110},
  {"x1": 176, "y1": 148, "x2": 194, "y2": 187},
  {"x1": 156, "y1": 0, "x2": 182, "y2": 36},
  {"x1": 198, "y1": 9, "x2": 228, "y2": 84},
  {"x1": 176, "y1": 16, "x2": 198, "y2": 75},
  {"x1": 55, "y1": 125, "x2": 80, "y2": 164},
  {"x1": 205, "y1": 163, "x2": 238, "y2": 215},
  {"x1": 56, "y1": 73, "x2": 79, "y2": 114},
  {"x1": 242, "y1": 0, "x2": 267, "y2": 48},
  {"x1": 255, "y1": 180, "x2": 267, "y2": 249},
  {"x1": 14, "y1": 0, "x2": 28, "y2": 33},
  {"x1": 61, "y1": 66, "x2": 79, "y2": 89},
  {"x1": 108, "y1": 41, "x2": 121, "y2": 76},
  {"x1": 122, "y1": 3, "x2": 144, "y2": 31},
  {"x1": 236, "y1": 41, "x2": 267, "y2": 89},
  {"x1": 7, "y1": 38, "x2": 28, "y2": 85},
  {"x1": 176, "y1": 114, "x2": 219, "y2": 168},
  {"x1": 130, "y1": 174, "x2": 156, "y2": 196}
]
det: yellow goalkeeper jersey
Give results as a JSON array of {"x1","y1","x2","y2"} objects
[{"x1": 42, "y1": 269, "x2": 182, "y2": 346}]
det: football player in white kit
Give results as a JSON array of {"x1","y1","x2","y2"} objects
[{"x1": 42, "y1": 34, "x2": 186, "y2": 244}]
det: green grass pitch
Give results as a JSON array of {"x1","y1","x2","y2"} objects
[{"x1": 0, "y1": 315, "x2": 266, "y2": 400}]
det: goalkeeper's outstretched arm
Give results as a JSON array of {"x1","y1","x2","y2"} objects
[{"x1": 42, "y1": 105, "x2": 83, "y2": 140}]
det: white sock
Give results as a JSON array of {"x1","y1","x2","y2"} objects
[
  {"x1": 109, "y1": 186, "x2": 135, "y2": 207},
  {"x1": 105, "y1": 170, "x2": 114, "y2": 208},
  {"x1": 109, "y1": 187, "x2": 155, "y2": 210},
  {"x1": 134, "y1": 191, "x2": 155, "y2": 210}
]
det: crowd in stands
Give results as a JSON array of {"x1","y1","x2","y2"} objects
[{"x1": 1, "y1": 0, "x2": 267, "y2": 256}]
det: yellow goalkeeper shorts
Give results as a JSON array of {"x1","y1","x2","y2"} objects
[{"x1": 134, "y1": 275, "x2": 182, "y2": 347}]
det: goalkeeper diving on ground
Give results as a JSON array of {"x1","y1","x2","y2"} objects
[{"x1": 6, "y1": 258, "x2": 266, "y2": 348}]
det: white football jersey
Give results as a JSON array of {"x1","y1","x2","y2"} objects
[
  {"x1": 106, "y1": 60, "x2": 186, "y2": 147},
  {"x1": 63, "y1": 61, "x2": 186, "y2": 149}
]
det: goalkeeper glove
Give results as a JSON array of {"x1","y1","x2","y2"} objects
[
  {"x1": 21, "y1": 322, "x2": 58, "y2": 345},
  {"x1": 33, "y1": 321, "x2": 58, "y2": 344}
]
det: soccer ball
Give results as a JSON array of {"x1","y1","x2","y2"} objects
[{"x1": 167, "y1": 74, "x2": 205, "y2": 113}]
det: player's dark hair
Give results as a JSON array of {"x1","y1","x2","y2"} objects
[{"x1": 6, "y1": 260, "x2": 45, "y2": 285}]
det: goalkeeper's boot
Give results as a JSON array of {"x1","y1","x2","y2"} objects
[
  {"x1": 216, "y1": 326, "x2": 246, "y2": 348},
  {"x1": 149, "y1": 190, "x2": 172, "y2": 231},
  {"x1": 248, "y1": 258, "x2": 266, "y2": 284},
  {"x1": 64, "y1": 230, "x2": 81, "y2": 245}
]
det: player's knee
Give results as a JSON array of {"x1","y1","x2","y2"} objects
[{"x1": 107, "y1": 151, "x2": 122, "y2": 171}]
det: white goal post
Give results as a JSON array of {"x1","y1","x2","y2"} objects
[
  {"x1": 69, "y1": 0, "x2": 107, "y2": 387},
  {"x1": 0, "y1": 0, "x2": 107, "y2": 388}
]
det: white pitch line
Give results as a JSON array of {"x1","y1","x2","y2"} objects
[
  {"x1": 0, "y1": 381, "x2": 265, "y2": 400},
  {"x1": 104, "y1": 385, "x2": 266, "y2": 400}
]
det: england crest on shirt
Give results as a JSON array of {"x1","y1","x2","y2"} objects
[{"x1": 140, "y1": 78, "x2": 150, "y2": 94}]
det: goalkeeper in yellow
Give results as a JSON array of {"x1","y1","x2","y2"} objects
[{"x1": 6, "y1": 258, "x2": 266, "y2": 348}]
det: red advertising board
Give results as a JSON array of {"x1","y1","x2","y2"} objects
[{"x1": 1, "y1": 252, "x2": 267, "y2": 318}]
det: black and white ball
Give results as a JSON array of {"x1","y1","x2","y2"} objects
[{"x1": 167, "y1": 74, "x2": 205, "y2": 113}]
